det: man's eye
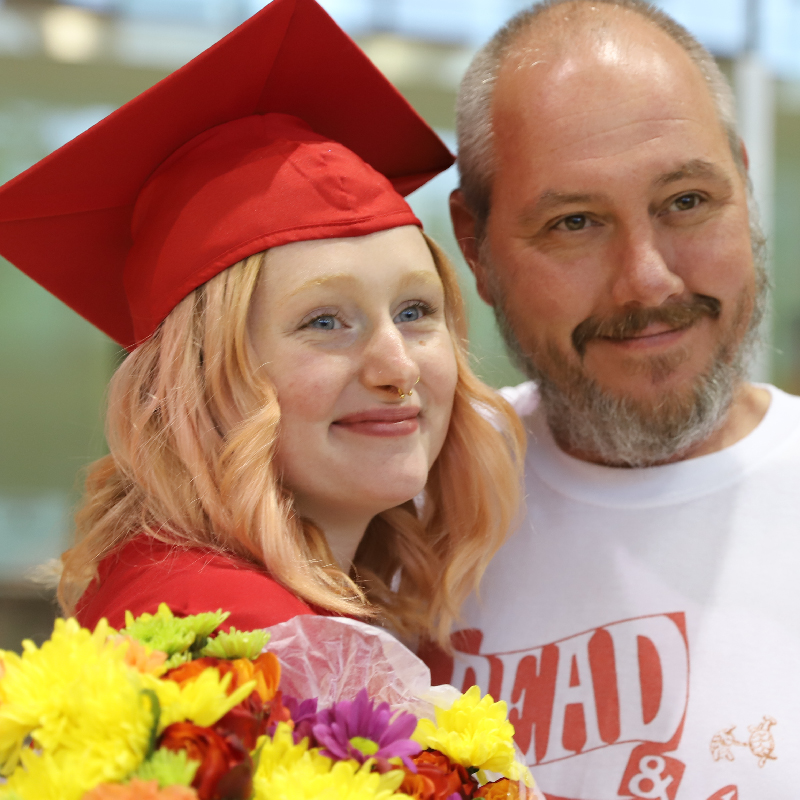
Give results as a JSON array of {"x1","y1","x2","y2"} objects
[
  {"x1": 394, "y1": 302, "x2": 432, "y2": 324},
  {"x1": 556, "y1": 214, "x2": 589, "y2": 231},
  {"x1": 672, "y1": 193, "x2": 701, "y2": 211},
  {"x1": 306, "y1": 314, "x2": 340, "y2": 330}
]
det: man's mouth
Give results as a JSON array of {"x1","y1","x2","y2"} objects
[
  {"x1": 600, "y1": 321, "x2": 692, "y2": 342},
  {"x1": 572, "y1": 295, "x2": 721, "y2": 356}
]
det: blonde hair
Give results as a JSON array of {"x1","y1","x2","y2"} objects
[{"x1": 59, "y1": 236, "x2": 525, "y2": 646}]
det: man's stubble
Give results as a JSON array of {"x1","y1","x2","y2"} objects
[{"x1": 484, "y1": 217, "x2": 769, "y2": 468}]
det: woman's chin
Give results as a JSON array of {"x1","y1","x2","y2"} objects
[{"x1": 362, "y1": 472, "x2": 429, "y2": 514}]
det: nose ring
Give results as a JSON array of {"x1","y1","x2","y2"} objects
[{"x1": 397, "y1": 377, "x2": 420, "y2": 399}]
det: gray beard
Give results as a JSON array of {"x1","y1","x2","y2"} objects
[{"x1": 487, "y1": 218, "x2": 769, "y2": 468}]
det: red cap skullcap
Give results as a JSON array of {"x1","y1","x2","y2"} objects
[{"x1": 0, "y1": 0, "x2": 454, "y2": 349}]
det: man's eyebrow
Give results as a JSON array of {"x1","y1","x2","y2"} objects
[
  {"x1": 654, "y1": 159, "x2": 733, "y2": 190},
  {"x1": 517, "y1": 190, "x2": 606, "y2": 227}
]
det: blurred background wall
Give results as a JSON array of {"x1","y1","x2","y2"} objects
[{"x1": 1, "y1": 0, "x2": 799, "y2": 648}]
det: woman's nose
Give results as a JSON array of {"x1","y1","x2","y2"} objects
[{"x1": 361, "y1": 320, "x2": 419, "y2": 397}]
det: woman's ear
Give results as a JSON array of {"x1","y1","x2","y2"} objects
[{"x1": 449, "y1": 190, "x2": 495, "y2": 307}]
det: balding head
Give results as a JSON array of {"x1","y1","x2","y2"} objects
[
  {"x1": 449, "y1": 0, "x2": 766, "y2": 466},
  {"x1": 456, "y1": 0, "x2": 742, "y2": 233}
]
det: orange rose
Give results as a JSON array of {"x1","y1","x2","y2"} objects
[
  {"x1": 247, "y1": 652, "x2": 281, "y2": 701},
  {"x1": 166, "y1": 653, "x2": 280, "y2": 702},
  {"x1": 82, "y1": 778, "x2": 197, "y2": 799},
  {"x1": 158, "y1": 722, "x2": 252, "y2": 800},
  {"x1": 401, "y1": 750, "x2": 477, "y2": 800},
  {"x1": 474, "y1": 778, "x2": 534, "y2": 800},
  {"x1": 164, "y1": 658, "x2": 213, "y2": 685}
]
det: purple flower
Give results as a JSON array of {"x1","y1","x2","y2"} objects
[
  {"x1": 267, "y1": 695, "x2": 319, "y2": 744},
  {"x1": 312, "y1": 688, "x2": 421, "y2": 769}
]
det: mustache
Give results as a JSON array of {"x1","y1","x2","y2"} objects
[{"x1": 572, "y1": 295, "x2": 722, "y2": 357}]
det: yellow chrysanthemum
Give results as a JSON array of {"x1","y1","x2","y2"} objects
[
  {"x1": 325, "y1": 759, "x2": 408, "y2": 800},
  {"x1": 413, "y1": 686, "x2": 530, "y2": 782},
  {"x1": 252, "y1": 723, "x2": 409, "y2": 800},
  {"x1": 147, "y1": 668, "x2": 255, "y2": 730},
  {"x1": 0, "y1": 618, "x2": 153, "y2": 800}
]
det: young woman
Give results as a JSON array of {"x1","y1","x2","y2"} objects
[{"x1": 0, "y1": 0, "x2": 524, "y2": 648}]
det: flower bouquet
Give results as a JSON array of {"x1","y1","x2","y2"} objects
[{"x1": 0, "y1": 606, "x2": 541, "y2": 800}]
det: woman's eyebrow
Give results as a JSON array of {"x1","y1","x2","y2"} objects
[
  {"x1": 395, "y1": 270, "x2": 443, "y2": 290},
  {"x1": 287, "y1": 273, "x2": 359, "y2": 297},
  {"x1": 288, "y1": 269, "x2": 440, "y2": 298}
]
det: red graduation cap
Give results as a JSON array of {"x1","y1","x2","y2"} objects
[{"x1": 0, "y1": 0, "x2": 454, "y2": 349}]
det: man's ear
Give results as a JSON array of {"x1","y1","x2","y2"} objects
[
  {"x1": 449, "y1": 189, "x2": 495, "y2": 307},
  {"x1": 740, "y1": 139, "x2": 750, "y2": 172}
]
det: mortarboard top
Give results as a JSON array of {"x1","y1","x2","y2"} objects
[{"x1": 0, "y1": 0, "x2": 454, "y2": 349}]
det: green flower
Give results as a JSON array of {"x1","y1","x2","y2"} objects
[
  {"x1": 133, "y1": 748, "x2": 199, "y2": 788},
  {"x1": 121, "y1": 604, "x2": 229, "y2": 659},
  {"x1": 200, "y1": 628, "x2": 270, "y2": 660}
]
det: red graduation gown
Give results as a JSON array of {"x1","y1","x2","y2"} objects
[{"x1": 76, "y1": 535, "x2": 318, "y2": 631}]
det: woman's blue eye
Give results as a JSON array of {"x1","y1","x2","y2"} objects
[
  {"x1": 307, "y1": 314, "x2": 339, "y2": 330},
  {"x1": 394, "y1": 304, "x2": 425, "y2": 323}
]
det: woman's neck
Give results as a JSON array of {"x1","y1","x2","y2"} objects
[
  {"x1": 323, "y1": 520, "x2": 368, "y2": 572},
  {"x1": 296, "y1": 502, "x2": 372, "y2": 572}
]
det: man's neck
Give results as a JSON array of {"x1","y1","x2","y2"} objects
[
  {"x1": 557, "y1": 382, "x2": 772, "y2": 467},
  {"x1": 679, "y1": 382, "x2": 771, "y2": 461}
]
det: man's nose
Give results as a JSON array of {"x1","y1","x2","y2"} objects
[
  {"x1": 361, "y1": 320, "x2": 419, "y2": 395},
  {"x1": 610, "y1": 224, "x2": 684, "y2": 307}
]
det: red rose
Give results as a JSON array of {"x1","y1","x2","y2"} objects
[
  {"x1": 212, "y1": 689, "x2": 291, "y2": 750},
  {"x1": 158, "y1": 722, "x2": 252, "y2": 800},
  {"x1": 401, "y1": 750, "x2": 478, "y2": 800}
]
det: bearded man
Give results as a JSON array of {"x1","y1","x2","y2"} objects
[{"x1": 429, "y1": 1, "x2": 800, "y2": 798}]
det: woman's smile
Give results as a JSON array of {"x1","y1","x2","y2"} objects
[{"x1": 332, "y1": 406, "x2": 421, "y2": 437}]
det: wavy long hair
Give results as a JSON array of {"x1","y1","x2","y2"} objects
[{"x1": 59, "y1": 235, "x2": 525, "y2": 646}]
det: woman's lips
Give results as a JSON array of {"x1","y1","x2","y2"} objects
[{"x1": 333, "y1": 407, "x2": 420, "y2": 437}]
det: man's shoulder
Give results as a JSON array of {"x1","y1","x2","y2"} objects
[{"x1": 498, "y1": 380, "x2": 541, "y2": 417}]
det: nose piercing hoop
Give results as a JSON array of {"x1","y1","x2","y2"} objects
[{"x1": 397, "y1": 377, "x2": 420, "y2": 399}]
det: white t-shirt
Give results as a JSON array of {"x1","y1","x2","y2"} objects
[{"x1": 426, "y1": 382, "x2": 800, "y2": 800}]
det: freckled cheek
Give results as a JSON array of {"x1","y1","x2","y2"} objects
[
  {"x1": 267, "y1": 354, "x2": 352, "y2": 425},
  {"x1": 419, "y1": 341, "x2": 458, "y2": 442}
]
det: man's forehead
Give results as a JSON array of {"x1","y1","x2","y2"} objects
[
  {"x1": 496, "y1": 3, "x2": 699, "y2": 102},
  {"x1": 501, "y1": 1, "x2": 664, "y2": 63},
  {"x1": 491, "y1": 7, "x2": 723, "y2": 163}
]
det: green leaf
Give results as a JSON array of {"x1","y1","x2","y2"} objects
[{"x1": 141, "y1": 688, "x2": 162, "y2": 758}]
